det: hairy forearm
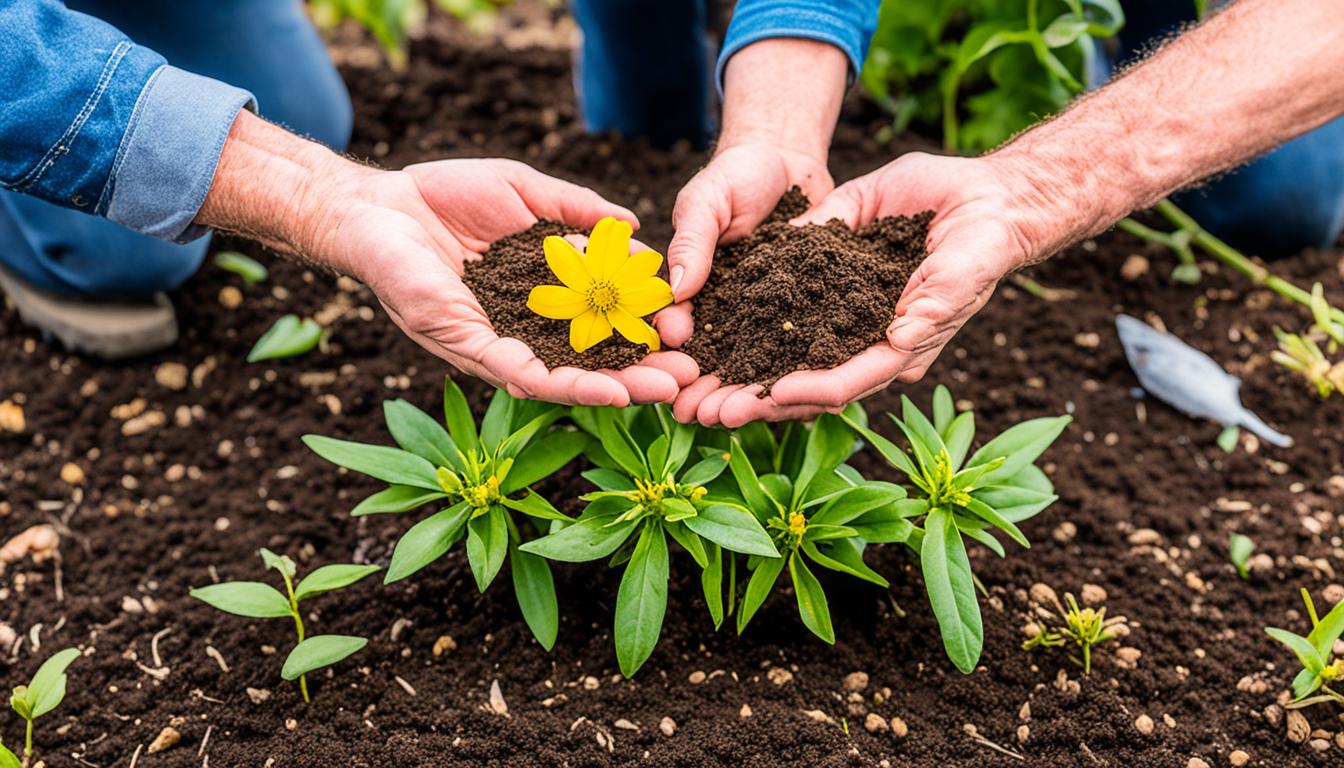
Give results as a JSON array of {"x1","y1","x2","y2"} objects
[
  {"x1": 719, "y1": 38, "x2": 849, "y2": 159},
  {"x1": 988, "y1": 0, "x2": 1344, "y2": 255}
]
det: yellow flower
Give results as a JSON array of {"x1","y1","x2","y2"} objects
[{"x1": 526, "y1": 217, "x2": 673, "y2": 353}]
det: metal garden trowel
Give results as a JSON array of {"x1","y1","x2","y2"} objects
[{"x1": 1115, "y1": 314, "x2": 1293, "y2": 448}]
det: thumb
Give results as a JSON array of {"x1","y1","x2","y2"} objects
[
  {"x1": 790, "y1": 180, "x2": 866, "y2": 229},
  {"x1": 489, "y1": 159, "x2": 638, "y2": 229},
  {"x1": 668, "y1": 179, "x2": 728, "y2": 301}
]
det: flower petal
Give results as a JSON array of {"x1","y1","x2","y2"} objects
[
  {"x1": 527, "y1": 285, "x2": 589, "y2": 319},
  {"x1": 613, "y1": 249, "x2": 663, "y2": 284},
  {"x1": 585, "y1": 217, "x2": 632, "y2": 281},
  {"x1": 617, "y1": 276, "x2": 674, "y2": 317},
  {"x1": 609, "y1": 307, "x2": 660, "y2": 351},
  {"x1": 544, "y1": 235, "x2": 593, "y2": 292},
  {"x1": 570, "y1": 309, "x2": 613, "y2": 353}
]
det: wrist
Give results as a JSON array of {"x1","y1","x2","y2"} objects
[{"x1": 718, "y1": 38, "x2": 847, "y2": 162}]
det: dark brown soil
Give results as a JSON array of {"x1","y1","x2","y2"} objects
[
  {"x1": 683, "y1": 189, "x2": 929, "y2": 386},
  {"x1": 2, "y1": 10, "x2": 1344, "y2": 768},
  {"x1": 463, "y1": 220, "x2": 648, "y2": 370}
]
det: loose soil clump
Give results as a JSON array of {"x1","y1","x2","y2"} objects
[
  {"x1": 683, "y1": 189, "x2": 930, "y2": 386},
  {"x1": 463, "y1": 220, "x2": 649, "y2": 370}
]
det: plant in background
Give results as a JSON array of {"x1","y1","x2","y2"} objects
[
  {"x1": 861, "y1": 0, "x2": 1123, "y2": 153},
  {"x1": 190, "y1": 549, "x2": 379, "y2": 702},
  {"x1": 308, "y1": 0, "x2": 511, "y2": 68},
  {"x1": 526, "y1": 217, "x2": 673, "y2": 354},
  {"x1": 1265, "y1": 589, "x2": 1344, "y2": 708},
  {"x1": 724, "y1": 408, "x2": 909, "y2": 645},
  {"x1": 304, "y1": 378, "x2": 587, "y2": 650},
  {"x1": 214, "y1": 251, "x2": 268, "y2": 285},
  {"x1": 7, "y1": 647, "x2": 79, "y2": 762},
  {"x1": 248, "y1": 314, "x2": 325, "y2": 363},
  {"x1": 1022, "y1": 587, "x2": 1125, "y2": 673},
  {"x1": 1228, "y1": 533, "x2": 1254, "y2": 580},
  {"x1": 521, "y1": 405, "x2": 777, "y2": 676},
  {"x1": 843, "y1": 386, "x2": 1070, "y2": 673}
]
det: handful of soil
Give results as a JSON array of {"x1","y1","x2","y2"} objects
[
  {"x1": 463, "y1": 221, "x2": 650, "y2": 370},
  {"x1": 682, "y1": 188, "x2": 931, "y2": 387}
]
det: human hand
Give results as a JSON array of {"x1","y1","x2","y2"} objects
[{"x1": 678, "y1": 151, "x2": 1068, "y2": 427}]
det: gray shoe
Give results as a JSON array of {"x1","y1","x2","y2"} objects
[{"x1": 0, "y1": 264, "x2": 177, "y2": 359}]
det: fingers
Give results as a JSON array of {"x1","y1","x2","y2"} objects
[
  {"x1": 639, "y1": 351, "x2": 701, "y2": 388},
  {"x1": 667, "y1": 175, "x2": 729, "y2": 301},
  {"x1": 602, "y1": 364, "x2": 680, "y2": 405},
  {"x1": 673, "y1": 375, "x2": 723, "y2": 423},
  {"x1": 478, "y1": 337, "x2": 631, "y2": 407},
  {"x1": 490, "y1": 159, "x2": 639, "y2": 229},
  {"x1": 768, "y1": 345, "x2": 909, "y2": 408},
  {"x1": 653, "y1": 301, "x2": 695, "y2": 348},
  {"x1": 695, "y1": 383, "x2": 746, "y2": 428},
  {"x1": 792, "y1": 179, "x2": 866, "y2": 229}
]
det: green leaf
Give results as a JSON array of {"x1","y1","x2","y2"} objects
[
  {"x1": 811, "y1": 482, "x2": 907, "y2": 527},
  {"x1": 728, "y1": 438, "x2": 771, "y2": 516},
  {"x1": 1228, "y1": 533, "x2": 1254, "y2": 579},
  {"x1": 260, "y1": 548, "x2": 297, "y2": 583},
  {"x1": 1217, "y1": 426, "x2": 1240, "y2": 454},
  {"x1": 519, "y1": 514, "x2": 639, "y2": 562},
  {"x1": 960, "y1": 496, "x2": 1029, "y2": 549},
  {"x1": 504, "y1": 431, "x2": 588, "y2": 493},
  {"x1": 1041, "y1": 14, "x2": 1089, "y2": 47},
  {"x1": 442, "y1": 377, "x2": 479, "y2": 454},
  {"x1": 501, "y1": 490, "x2": 572, "y2": 522},
  {"x1": 352, "y1": 485, "x2": 448, "y2": 516},
  {"x1": 247, "y1": 314, "x2": 323, "y2": 363},
  {"x1": 1266, "y1": 627, "x2": 1326, "y2": 675},
  {"x1": 281, "y1": 635, "x2": 368, "y2": 681},
  {"x1": 665, "y1": 521, "x2": 708, "y2": 568},
  {"x1": 665, "y1": 419, "x2": 697, "y2": 475},
  {"x1": 790, "y1": 552, "x2": 835, "y2": 644},
  {"x1": 804, "y1": 540, "x2": 888, "y2": 588},
  {"x1": 943, "y1": 412, "x2": 976, "y2": 470},
  {"x1": 582, "y1": 468, "x2": 636, "y2": 491},
  {"x1": 841, "y1": 414, "x2": 920, "y2": 480},
  {"x1": 214, "y1": 251, "x2": 268, "y2": 284},
  {"x1": 901, "y1": 395, "x2": 948, "y2": 460},
  {"x1": 702, "y1": 544, "x2": 725, "y2": 630},
  {"x1": 479, "y1": 389, "x2": 517, "y2": 450},
  {"x1": 598, "y1": 410, "x2": 648, "y2": 479},
  {"x1": 922, "y1": 507, "x2": 983, "y2": 673},
  {"x1": 0, "y1": 739, "x2": 20, "y2": 768},
  {"x1": 26, "y1": 647, "x2": 81, "y2": 719},
  {"x1": 736, "y1": 555, "x2": 786, "y2": 634},
  {"x1": 850, "y1": 504, "x2": 921, "y2": 544},
  {"x1": 190, "y1": 582, "x2": 292, "y2": 618},
  {"x1": 1291, "y1": 666, "x2": 1324, "y2": 700},
  {"x1": 295, "y1": 564, "x2": 380, "y2": 602},
  {"x1": 511, "y1": 544, "x2": 558, "y2": 651},
  {"x1": 970, "y1": 486, "x2": 1057, "y2": 523},
  {"x1": 302, "y1": 435, "x2": 441, "y2": 490},
  {"x1": 931, "y1": 385, "x2": 955, "y2": 432},
  {"x1": 966, "y1": 415, "x2": 1071, "y2": 485},
  {"x1": 684, "y1": 504, "x2": 779, "y2": 558},
  {"x1": 615, "y1": 522, "x2": 669, "y2": 677},
  {"x1": 680, "y1": 454, "x2": 729, "y2": 487},
  {"x1": 793, "y1": 414, "x2": 855, "y2": 505},
  {"x1": 386, "y1": 502, "x2": 471, "y2": 583},
  {"x1": 1307, "y1": 597, "x2": 1344, "y2": 659},
  {"x1": 647, "y1": 435, "x2": 670, "y2": 479},
  {"x1": 466, "y1": 507, "x2": 509, "y2": 591},
  {"x1": 384, "y1": 399, "x2": 459, "y2": 468}
]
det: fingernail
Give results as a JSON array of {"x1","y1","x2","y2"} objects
[
  {"x1": 670, "y1": 265, "x2": 685, "y2": 296},
  {"x1": 887, "y1": 317, "x2": 932, "y2": 352}
]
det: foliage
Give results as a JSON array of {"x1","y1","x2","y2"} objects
[
  {"x1": 843, "y1": 385, "x2": 1070, "y2": 672},
  {"x1": 214, "y1": 251, "x2": 268, "y2": 284},
  {"x1": 1022, "y1": 589, "x2": 1124, "y2": 673},
  {"x1": 1272, "y1": 328, "x2": 1344, "y2": 398},
  {"x1": 304, "y1": 378, "x2": 587, "y2": 650},
  {"x1": 1265, "y1": 588, "x2": 1344, "y2": 708},
  {"x1": 1228, "y1": 533, "x2": 1253, "y2": 580},
  {"x1": 521, "y1": 405, "x2": 776, "y2": 676},
  {"x1": 861, "y1": 0, "x2": 1123, "y2": 152},
  {"x1": 190, "y1": 549, "x2": 379, "y2": 702},
  {"x1": 9, "y1": 647, "x2": 79, "y2": 758},
  {"x1": 248, "y1": 314, "x2": 325, "y2": 363},
  {"x1": 0, "y1": 740, "x2": 16, "y2": 768},
  {"x1": 308, "y1": 0, "x2": 509, "y2": 68}
]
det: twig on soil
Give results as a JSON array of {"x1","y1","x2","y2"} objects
[
  {"x1": 198, "y1": 725, "x2": 213, "y2": 758},
  {"x1": 205, "y1": 645, "x2": 229, "y2": 673},
  {"x1": 963, "y1": 724, "x2": 1024, "y2": 761},
  {"x1": 1010, "y1": 274, "x2": 1077, "y2": 302},
  {"x1": 127, "y1": 744, "x2": 143, "y2": 768},
  {"x1": 150, "y1": 626, "x2": 172, "y2": 669}
]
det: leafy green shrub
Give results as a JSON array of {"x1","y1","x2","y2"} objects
[
  {"x1": 843, "y1": 386, "x2": 1070, "y2": 672},
  {"x1": 308, "y1": 0, "x2": 509, "y2": 68},
  {"x1": 521, "y1": 405, "x2": 777, "y2": 676},
  {"x1": 304, "y1": 378, "x2": 587, "y2": 650},
  {"x1": 190, "y1": 550, "x2": 379, "y2": 702},
  {"x1": 7, "y1": 647, "x2": 79, "y2": 761},
  {"x1": 861, "y1": 0, "x2": 1123, "y2": 152},
  {"x1": 1266, "y1": 589, "x2": 1344, "y2": 708}
]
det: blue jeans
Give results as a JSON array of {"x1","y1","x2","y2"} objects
[{"x1": 0, "y1": 0, "x2": 351, "y2": 298}]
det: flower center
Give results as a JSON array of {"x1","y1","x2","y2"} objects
[
  {"x1": 788, "y1": 512, "x2": 807, "y2": 542},
  {"x1": 627, "y1": 478, "x2": 670, "y2": 509},
  {"x1": 586, "y1": 281, "x2": 620, "y2": 312}
]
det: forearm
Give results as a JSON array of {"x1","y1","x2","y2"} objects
[
  {"x1": 988, "y1": 0, "x2": 1344, "y2": 256},
  {"x1": 718, "y1": 38, "x2": 849, "y2": 160}
]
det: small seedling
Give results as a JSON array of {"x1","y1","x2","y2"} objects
[
  {"x1": 8, "y1": 647, "x2": 79, "y2": 760},
  {"x1": 248, "y1": 314, "x2": 324, "y2": 362},
  {"x1": 1272, "y1": 327, "x2": 1344, "y2": 398},
  {"x1": 1216, "y1": 426, "x2": 1240, "y2": 453},
  {"x1": 305, "y1": 378, "x2": 587, "y2": 650},
  {"x1": 214, "y1": 251, "x2": 268, "y2": 284},
  {"x1": 522, "y1": 404, "x2": 776, "y2": 676},
  {"x1": 1023, "y1": 589, "x2": 1125, "y2": 674},
  {"x1": 190, "y1": 549, "x2": 378, "y2": 702},
  {"x1": 1265, "y1": 588, "x2": 1344, "y2": 708},
  {"x1": 1229, "y1": 533, "x2": 1254, "y2": 579},
  {"x1": 844, "y1": 385, "x2": 1070, "y2": 673}
]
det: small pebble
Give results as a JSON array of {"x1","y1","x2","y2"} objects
[
  {"x1": 154, "y1": 362, "x2": 189, "y2": 391},
  {"x1": 688, "y1": 670, "x2": 706, "y2": 685},
  {"x1": 739, "y1": 704, "x2": 753, "y2": 719},
  {"x1": 1287, "y1": 710, "x2": 1310, "y2": 743},
  {"x1": 1080, "y1": 583, "x2": 1108, "y2": 605},
  {"x1": 147, "y1": 726, "x2": 181, "y2": 753},
  {"x1": 890, "y1": 717, "x2": 908, "y2": 738},
  {"x1": 1128, "y1": 528, "x2": 1161, "y2": 545},
  {"x1": 432, "y1": 635, "x2": 456, "y2": 656},
  {"x1": 1135, "y1": 714, "x2": 1155, "y2": 735},
  {"x1": 864, "y1": 713, "x2": 887, "y2": 733},
  {"x1": 1229, "y1": 750, "x2": 1249, "y2": 766},
  {"x1": 843, "y1": 671, "x2": 869, "y2": 692},
  {"x1": 659, "y1": 717, "x2": 676, "y2": 736},
  {"x1": 218, "y1": 286, "x2": 243, "y2": 309},
  {"x1": 1186, "y1": 758, "x2": 1210, "y2": 768},
  {"x1": 246, "y1": 687, "x2": 270, "y2": 704},
  {"x1": 767, "y1": 667, "x2": 793, "y2": 686}
]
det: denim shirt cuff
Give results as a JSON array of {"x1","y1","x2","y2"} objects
[
  {"x1": 716, "y1": 4, "x2": 874, "y2": 96},
  {"x1": 101, "y1": 65, "x2": 256, "y2": 243}
]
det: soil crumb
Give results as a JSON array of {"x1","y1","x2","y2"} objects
[
  {"x1": 683, "y1": 188, "x2": 930, "y2": 387},
  {"x1": 464, "y1": 220, "x2": 649, "y2": 370}
]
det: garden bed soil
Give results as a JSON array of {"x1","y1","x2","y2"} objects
[
  {"x1": 682, "y1": 188, "x2": 929, "y2": 386},
  {"x1": 3, "y1": 14, "x2": 1344, "y2": 768}
]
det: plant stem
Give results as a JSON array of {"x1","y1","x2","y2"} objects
[
  {"x1": 24, "y1": 719, "x2": 32, "y2": 758},
  {"x1": 1010, "y1": 274, "x2": 1077, "y2": 302},
  {"x1": 291, "y1": 605, "x2": 310, "y2": 704}
]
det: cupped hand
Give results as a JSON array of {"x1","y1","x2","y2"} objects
[
  {"x1": 305, "y1": 158, "x2": 698, "y2": 406},
  {"x1": 678, "y1": 151, "x2": 1052, "y2": 427}
]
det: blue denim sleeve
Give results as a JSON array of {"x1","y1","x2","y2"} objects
[
  {"x1": 717, "y1": 0, "x2": 880, "y2": 90},
  {"x1": 0, "y1": 0, "x2": 256, "y2": 242}
]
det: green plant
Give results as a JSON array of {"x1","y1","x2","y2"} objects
[
  {"x1": 0, "y1": 740, "x2": 17, "y2": 768},
  {"x1": 1229, "y1": 533, "x2": 1254, "y2": 579},
  {"x1": 214, "y1": 251, "x2": 268, "y2": 284},
  {"x1": 721, "y1": 408, "x2": 907, "y2": 646},
  {"x1": 309, "y1": 0, "x2": 509, "y2": 68},
  {"x1": 248, "y1": 314, "x2": 325, "y2": 362},
  {"x1": 1022, "y1": 590, "x2": 1123, "y2": 673},
  {"x1": 304, "y1": 378, "x2": 587, "y2": 650},
  {"x1": 1272, "y1": 329, "x2": 1344, "y2": 398},
  {"x1": 1216, "y1": 426, "x2": 1240, "y2": 453},
  {"x1": 844, "y1": 386, "x2": 1070, "y2": 672},
  {"x1": 1265, "y1": 588, "x2": 1344, "y2": 708},
  {"x1": 861, "y1": 0, "x2": 1123, "y2": 153},
  {"x1": 520, "y1": 405, "x2": 778, "y2": 676},
  {"x1": 190, "y1": 549, "x2": 379, "y2": 702},
  {"x1": 8, "y1": 647, "x2": 79, "y2": 760}
]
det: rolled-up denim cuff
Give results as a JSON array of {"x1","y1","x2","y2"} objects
[
  {"x1": 716, "y1": 5, "x2": 873, "y2": 96},
  {"x1": 101, "y1": 65, "x2": 256, "y2": 243}
]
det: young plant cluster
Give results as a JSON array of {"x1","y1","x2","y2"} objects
[
  {"x1": 1266, "y1": 589, "x2": 1344, "y2": 709},
  {"x1": 306, "y1": 380, "x2": 1070, "y2": 676},
  {"x1": 2, "y1": 647, "x2": 80, "y2": 766}
]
